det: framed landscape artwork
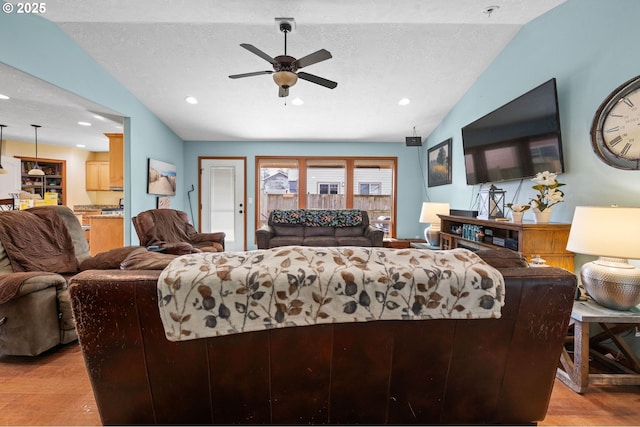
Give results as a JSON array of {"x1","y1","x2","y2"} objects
[
  {"x1": 427, "y1": 138, "x2": 452, "y2": 187},
  {"x1": 147, "y1": 158, "x2": 177, "y2": 196}
]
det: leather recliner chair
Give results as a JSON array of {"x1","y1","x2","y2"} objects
[
  {"x1": 132, "y1": 208, "x2": 225, "y2": 253},
  {"x1": 0, "y1": 205, "x2": 88, "y2": 356}
]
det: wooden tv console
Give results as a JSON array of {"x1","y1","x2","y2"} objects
[{"x1": 438, "y1": 214, "x2": 574, "y2": 272}]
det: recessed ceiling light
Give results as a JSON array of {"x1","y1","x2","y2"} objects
[
  {"x1": 0, "y1": 94, "x2": 9, "y2": 100},
  {"x1": 76, "y1": 144, "x2": 86, "y2": 148},
  {"x1": 291, "y1": 97, "x2": 304, "y2": 106},
  {"x1": 398, "y1": 98, "x2": 411, "y2": 106},
  {"x1": 185, "y1": 96, "x2": 198, "y2": 105},
  {"x1": 78, "y1": 121, "x2": 92, "y2": 126},
  {"x1": 93, "y1": 114, "x2": 106, "y2": 121}
]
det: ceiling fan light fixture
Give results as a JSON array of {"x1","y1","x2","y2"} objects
[{"x1": 273, "y1": 71, "x2": 298, "y2": 89}]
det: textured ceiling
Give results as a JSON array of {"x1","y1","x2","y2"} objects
[{"x1": 0, "y1": 0, "x2": 566, "y2": 151}]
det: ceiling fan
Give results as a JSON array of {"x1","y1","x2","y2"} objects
[{"x1": 229, "y1": 21, "x2": 337, "y2": 98}]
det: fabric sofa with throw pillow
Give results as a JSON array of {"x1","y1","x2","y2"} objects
[{"x1": 256, "y1": 209, "x2": 384, "y2": 249}]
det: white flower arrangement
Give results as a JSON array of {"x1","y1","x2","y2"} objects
[
  {"x1": 506, "y1": 171, "x2": 565, "y2": 213},
  {"x1": 506, "y1": 203, "x2": 530, "y2": 213},
  {"x1": 529, "y1": 171, "x2": 565, "y2": 212}
]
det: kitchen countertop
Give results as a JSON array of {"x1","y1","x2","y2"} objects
[{"x1": 74, "y1": 204, "x2": 120, "y2": 210}]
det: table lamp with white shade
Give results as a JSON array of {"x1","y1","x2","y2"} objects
[
  {"x1": 419, "y1": 202, "x2": 450, "y2": 247},
  {"x1": 566, "y1": 206, "x2": 640, "y2": 311}
]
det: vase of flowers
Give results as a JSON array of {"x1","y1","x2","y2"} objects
[
  {"x1": 528, "y1": 171, "x2": 565, "y2": 223},
  {"x1": 505, "y1": 203, "x2": 529, "y2": 223},
  {"x1": 505, "y1": 171, "x2": 565, "y2": 223}
]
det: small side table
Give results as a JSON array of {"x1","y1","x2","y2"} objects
[
  {"x1": 382, "y1": 238, "x2": 411, "y2": 249},
  {"x1": 556, "y1": 299, "x2": 640, "y2": 393}
]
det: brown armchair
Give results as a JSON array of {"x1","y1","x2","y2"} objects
[{"x1": 132, "y1": 209, "x2": 225, "y2": 253}]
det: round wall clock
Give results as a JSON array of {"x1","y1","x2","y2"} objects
[{"x1": 590, "y1": 75, "x2": 640, "y2": 170}]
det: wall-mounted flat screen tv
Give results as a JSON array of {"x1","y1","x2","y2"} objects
[{"x1": 462, "y1": 78, "x2": 565, "y2": 185}]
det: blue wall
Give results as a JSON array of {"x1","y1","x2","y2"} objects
[
  {"x1": 184, "y1": 140, "x2": 426, "y2": 249},
  {"x1": 0, "y1": 11, "x2": 184, "y2": 244},
  {"x1": 423, "y1": 0, "x2": 640, "y2": 271}
]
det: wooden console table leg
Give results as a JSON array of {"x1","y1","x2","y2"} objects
[
  {"x1": 557, "y1": 319, "x2": 590, "y2": 393},
  {"x1": 573, "y1": 320, "x2": 590, "y2": 393}
]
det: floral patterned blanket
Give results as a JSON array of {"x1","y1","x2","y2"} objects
[
  {"x1": 157, "y1": 247, "x2": 505, "y2": 341},
  {"x1": 270, "y1": 209, "x2": 364, "y2": 227}
]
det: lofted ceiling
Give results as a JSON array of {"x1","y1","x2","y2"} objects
[{"x1": 0, "y1": 0, "x2": 566, "y2": 151}]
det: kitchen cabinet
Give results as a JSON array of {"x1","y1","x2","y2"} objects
[
  {"x1": 88, "y1": 215, "x2": 124, "y2": 255},
  {"x1": 85, "y1": 161, "x2": 110, "y2": 191},
  {"x1": 106, "y1": 133, "x2": 124, "y2": 190},
  {"x1": 74, "y1": 209, "x2": 102, "y2": 246}
]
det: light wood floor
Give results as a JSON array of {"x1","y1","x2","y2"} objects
[{"x1": 1, "y1": 343, "x2": 639, "y2": 426}]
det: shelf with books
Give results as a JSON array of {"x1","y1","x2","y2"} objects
[{"x1": 15, "y1": 156, "x2": 66, "y2": 205}]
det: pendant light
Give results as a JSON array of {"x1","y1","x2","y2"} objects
[
  {"x1": 28, "y1": 124, "x2": 44, "y2": 176},
  {"x1": 0, "y1": 124, "x2": 7, "y2": 175}
]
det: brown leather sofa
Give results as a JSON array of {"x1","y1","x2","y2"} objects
[
  {"x1": 69, "y1": 249, "x2": 577, "y2": 425},
  {"x1": 256, "y1": 209, "x2": 384, "y2": 249}
]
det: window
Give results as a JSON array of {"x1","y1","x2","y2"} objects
[
  {"x1": 307, "y1": 159, "x2": 346, "y2": 209},
  {"x1": 359, "y1": 182, "x2": 381, "y2": 195},
  {"x1": 257, "y1": 157, "x2": 397, "y2": 237},
  {"x1": 319, "y1": 183, "x2": 339, "y2": 194}
]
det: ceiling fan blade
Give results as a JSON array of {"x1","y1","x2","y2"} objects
[
  {"x1": 279, "y1": 86, "x2": 289, "y2": 98},
  {"x1": 297, "y1": 72, "x2": 338, "y2": 89},
  {"x1": 292, "y1": 49, "x2": 332, "y2": 69},
  {"x1": 228, "y1": 70, "x2": 273, "y2": 79},
  {"x1": 240, "y1": 43, "x2": 278, "y2": 65}
]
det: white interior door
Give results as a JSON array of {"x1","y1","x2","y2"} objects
[{"x1": 200, "y1": 158, "x2": 245, "y2": 251}]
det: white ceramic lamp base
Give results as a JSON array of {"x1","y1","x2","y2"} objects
[{"x1": 425, "y1": 224, "x2": 441, "y2": 247}]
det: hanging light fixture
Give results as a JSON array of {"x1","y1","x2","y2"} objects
[
  {"x1": 28, "y1": 124, "x2": 44, "y2": 176},
  {"x1": 272, "y1": 71, "x2": 298, "y2": 89},
  {"x1": 0, "y1": 124, "x2": 8, "y2": 175}
]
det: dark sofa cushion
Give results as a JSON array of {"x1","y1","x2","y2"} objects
[
  {"x1": 120, "y1": 248, "x2": 178, "y2": 270},
  {"x1": 270, "y1": 236, "x2": 304, "y2": 248},
  {"x1": 303, "y1": 237, "x2": 338, "y2": 247},
  {"x1": 305, "y1": 227, "x2": 335, "y2": 237},
  {"x1": 272, "y1": 225, "x2": 302, "y2": 237},
  {"x1": 335, "y1": 226, "x2": 364, "y2": 237},
  {"x1": 79, "y1": 246, "x2": 143, "y2": 271}
]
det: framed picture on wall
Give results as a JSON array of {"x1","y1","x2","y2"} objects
[
  {"x1": 427, "y1": 138, "x2": 452, "y2": 187},
  {"x1": 147, "y1": 158, "x2": 177, "y2": 196}
]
